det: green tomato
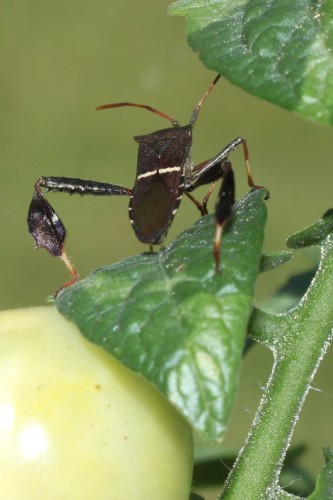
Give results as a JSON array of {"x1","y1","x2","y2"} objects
[{"x1": 0, "y1": 306, "x2": 193, "y2": 500}]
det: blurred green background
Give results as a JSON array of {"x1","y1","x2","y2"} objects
[{"x1": 1, "y1": 1, "x2": 333, "y2": 497}]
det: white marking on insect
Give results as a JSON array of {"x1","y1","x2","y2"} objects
[
  {"x1": 137, "y1": 166, "x2": 181, "y2": 181},
  {"x1": 137, "y1": 170, "x2": 158, "y2": 180},
  {"x1": 158, "y1": 166, "x2": 181, "y2": 174}
]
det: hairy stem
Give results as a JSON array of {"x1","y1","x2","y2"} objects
[{"x1": 221, "y1": 234, "x2": 333, "y2": 499}]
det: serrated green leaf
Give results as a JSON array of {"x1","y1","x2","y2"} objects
[
  {"x1": 169, "y1": 0, "x2": 333, "y2": 125},
  {"x1": 308, "y1": 447, "x2": 333, "y2": 500},
  {"x1": 56, "y1": 189, "x2": 267, "y2": 443},
  {"x1": 287, "y1": 210, "x2": 333, "y2": 249}
]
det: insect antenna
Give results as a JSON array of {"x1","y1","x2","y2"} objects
[
  {"x1": 96, "y1": 101, "x2": 179, "y2": 127},
  {"x1": 189, "y1": 74, "x2": 221, "y2": 126}
]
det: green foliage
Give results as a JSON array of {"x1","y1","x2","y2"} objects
[
  {"x1": 192, "y1": 444, "x2": 315, "y2": 497},
  {"x1": 56, "y1": 189, "x2": 333, "y2": 496},
  {"x1": 52, "y1": 2, "x2": 333, "y2": 497},
  {"x1": 287, "y1": 209, "x2": 333, "y2": 249},
  {"x1": 308, "y1": 448, "x2": 333, "y2": 500},
  {"x1": 169, "y1": 0, "x2": 333, "y2": 125},
  {"x1": 222, "y1": 213, "x2": 333, "y2": 498},
  {"x1": 260, "y1": 251, "x2": 293, "y2": 273},
  {"x1": 56, "y1": 189, "x2": 267, "y2": 443}
]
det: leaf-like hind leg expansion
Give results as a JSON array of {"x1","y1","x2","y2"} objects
[
  {"x1": 28, "y1": 176, "x2": 132, "y2": 292},
  {"x1": 214, "y1": 161, "x2": 235, "y2": 272},
  {"x1": 187, "y1": 137, "x2": 266, "y2": 272}
]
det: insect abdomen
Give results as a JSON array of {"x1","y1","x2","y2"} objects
[{"x1": 129, "y1": 169, "x2": 184, "y2": 244}]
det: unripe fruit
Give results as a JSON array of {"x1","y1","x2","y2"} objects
[{"x1": 0, "y1": 307, "x2": 193, "y2": 500}]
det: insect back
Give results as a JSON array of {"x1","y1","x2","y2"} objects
[{"x1": 130, "y1": 125, "x2": 192, "y2": 245}]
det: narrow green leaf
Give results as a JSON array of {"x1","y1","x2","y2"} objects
[
  {"x1": 287, "y1": 210, "x2": 333, "y2": 249},
  {"x1": 260, "y1": 251, "x2": 293, "y2": 273},
  {"x1": 168, "y1": 0, "x2": 333, "y2": 125},
  {"x1": 56, "y1": 190, "x2": 267, "y2": 443},
  {"x1": 308, "y1": 448, "x2": 333, "y2": 500}
]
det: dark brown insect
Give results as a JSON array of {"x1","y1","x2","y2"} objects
[{"x1": 28, "y1": 74, "x2": 262, "y2": 291}]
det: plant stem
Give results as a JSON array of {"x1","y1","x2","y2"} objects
[{"x1": 220, "y1": 234, "x2": 333, "y2": 499}]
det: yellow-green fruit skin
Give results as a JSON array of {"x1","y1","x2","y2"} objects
[{"x1": 0, "y1": 306, "x2": 193, "y2": 500}]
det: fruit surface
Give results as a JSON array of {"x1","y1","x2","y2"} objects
[{"x1": 0, "y1": 306, "x2": 193, "y2": 500}]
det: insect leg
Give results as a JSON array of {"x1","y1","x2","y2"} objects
[
  {"x1": 186, "y1": 138, "x2": 266, "y2": 272},
  {"x1": 213, "y1": 161, "x2": 235, "y2": 272},
  {"x1": 36, "y1": 176, "x2": 133, "y2": 197},
  {"x1": 185, "y1": 181, "x2": 218, "y2": 216},
  {"x1": 190, "y1": 137, "x2": 263, "y2": 191},
  {"x1": 186, "y1": 159, "x2": 235, "y2": 271},
  {"x1": 185, "y1": 158, "x2": 225, "y2": 215},
  {"x1": 28, "y1": 176, "x2": 132, "y2": 291}
]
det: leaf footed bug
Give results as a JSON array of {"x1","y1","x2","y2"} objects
[{"x1": 28, "y1": 74, "x2": 264, "y2": 292}]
